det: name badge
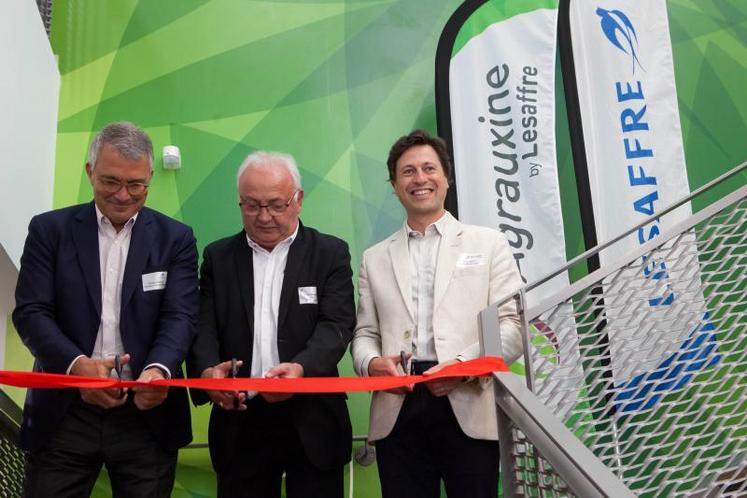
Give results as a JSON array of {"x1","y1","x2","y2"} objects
[
  {"x1": 298, "y1": 286, "x2": 318, "y2": 304},
  {"x1": 142, "y1": 271, "x2": 167, "y2": 291},
  {"x1": 456, "y1": 253, "x2": 485, "y2": 268}
]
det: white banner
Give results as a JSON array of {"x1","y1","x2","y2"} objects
[
  {"x1": 570, "y1": 0, "x2": 691, "y2": 264},
  {"x1": 449, "y1": 7, "x2": 568, "y2": 307},
  {"x1": 445, "y1": 3, "x2": 581, "y2": 418},
  {"x1": 570, "y1": 1, "x2": 713, "y2": 392}
]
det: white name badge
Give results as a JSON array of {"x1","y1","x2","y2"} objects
[
  {"x1": 142, "y1": 271, "x2": 168, "y2": 291},
  {"x1": 298, "y1": 286, "x2": 318, "y2": 304},
  {"x1": 456, "y1": 253, "x2": 485, "y2": 268}
]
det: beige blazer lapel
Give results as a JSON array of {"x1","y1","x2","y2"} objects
[
  {"x1": 433, "y1": 214, "x2": 462, "y2": 312},
  {"x1": 387, "y1": 228, "x2": 415, "y2": 322}
]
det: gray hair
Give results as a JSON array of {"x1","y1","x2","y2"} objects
[
  {"x1": 87, "y1": 122, "x2": 154, "y2": 171},
  {"x1": 236, "y1": 151, "x2": 302, "y2": 189}
]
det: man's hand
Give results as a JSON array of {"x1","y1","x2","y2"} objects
[
  {"x1": 201, "y1": 360, "x2": 247, "y2": 411},
  {"x1": 261, "y1": 362, "x2": 304, "y2": 403},
  {"x1": 368, "y1": 354, "x2": 413, "y2": 395},
  {"x1": 132, "y1": 367, "x2": 169, "y2": 411},
  {"x1": 422, "y1": 359, "x2": 462, "y2": 397},
  {"x1": 71, "y1": 354, "x2": 130, "y2": 409}
]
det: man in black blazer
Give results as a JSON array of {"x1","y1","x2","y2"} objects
[
  {"x1": 13, "y1": 122, "x2": 199, "y2": 497},
  {"x1": 188, "y1": 151, "x2": 355, "y2": 498}
]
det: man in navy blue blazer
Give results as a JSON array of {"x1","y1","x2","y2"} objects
[{"x1": 13, "y1": 122, "x2": 199, "y2": 497}]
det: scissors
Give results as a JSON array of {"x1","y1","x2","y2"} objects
[
  {"x1": 230, "y1": 357, "x2": 240, "y2": 410},
  {"x1": 399, "y1": 350, "x2": 409, "y2": 375},
  {"x1": 113, "y1": 354, "x2": 126, "y2": 399}
]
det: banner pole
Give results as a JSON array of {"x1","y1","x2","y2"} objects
[{"x1": 558, "y1": 0, "x2": 600, "y2": 271}]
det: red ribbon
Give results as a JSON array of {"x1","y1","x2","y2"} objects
[{"x1": 0, "y1": 357, "x2": 508, "y2": 393}]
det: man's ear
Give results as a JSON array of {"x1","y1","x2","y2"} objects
[
  {"x1": 296, "y1": 189, "x2": 305, "y2": 207},
  {"x1": 85, "y1": 162, "x2": 94, "y2": 182}
]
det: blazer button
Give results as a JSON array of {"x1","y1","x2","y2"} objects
[{"x1": 404, "y1": 329, "x2": 411, "y2": 339}]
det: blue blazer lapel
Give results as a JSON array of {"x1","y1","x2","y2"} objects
[
  {"x1": 277, "y1": 224, "x2": 307, "y2": 338},
  {"x1": 233, "y1": 232, "x2": 255, "y2": 331},
  {"x1": 121, "y1": 209, "x2": 153, "y2": 309},
  {"x1": 72, "y1": 203, "x2": 102, "y2": 316}
]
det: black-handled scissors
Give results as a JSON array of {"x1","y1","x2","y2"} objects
[
  {"x1": 114, "y1": 354, "x2": 126, "y2": 399},
  {"x1": 400, "y1": 350, "x2": 409, "y2": 375},
  {"x1": 230, "y1": 358, "x2": 240, "y2": 410}
]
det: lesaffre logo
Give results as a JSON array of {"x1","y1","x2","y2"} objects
[{"x1": 596, "y1": 7, "x2": 645, "y2": 74}]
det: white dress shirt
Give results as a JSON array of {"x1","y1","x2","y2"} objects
[
  {"x1": 360, "y1": 213, "x2": 448, "y2": 374},
  {"x1": 407, "y1": 215, "x2": 447, "y2": 362},
  {"x1": 67, "y1": 206, "x2": 170, "y2": 379},
  {"x1": 92, "y1": 206, "x2": 135, "y2": 378},
  {"x1": 245, "y1": 224, "x2": 298, "y2": 397}
]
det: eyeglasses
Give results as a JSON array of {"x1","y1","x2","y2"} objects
[
  {"x1": 240, "y1": 189, "x2": 299, "y2": 216},
  {"x1": 96, "y1": 176, "x2": 150, "y2": 196}
]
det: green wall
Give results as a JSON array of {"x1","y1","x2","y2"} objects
[
  {"x1": 4, "y1": 0, "x2": 747, "y2": 496},
  {"x1": 53, "y1": 1, "x2": 468, "y2": 495}
]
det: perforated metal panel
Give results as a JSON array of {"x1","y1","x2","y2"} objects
[
  {"x1": 493, "y1": 173, "x2": 747, "y2": 497},
  {"x1": 0, "y1": 432, "x2": 24, "y2": 497},
  {"x1": 0, "y1": 390, "x2": 24, "y2": 497},
  {"x1": 509, "y1": 427, "x2": 575, "y2": 497},
  {"x1": 35, "y1": 0, "x2": 53, "y2": 37}
]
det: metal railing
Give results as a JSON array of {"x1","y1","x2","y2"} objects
[
  {"x1": 480, "y1": 161, "x2": 747, "y2": 497},
  {"x1": 35, "y1": 0, "x2": 53, "y2": 37},
  {"x1": 0, "y1": 390, "x2": 24, "y2": 496}
]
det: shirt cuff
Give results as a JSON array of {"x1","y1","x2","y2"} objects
[
  {"x1": 143, "y1": 363, "x2": 171, "y2": 379},
  {"x1": 361, "y1": 354, "x2": 379, "y2": 377},
  {"x1": 456, "y1": 343, "x2": 481, "y2": 362},
  {"x1": 67, "y1": 354, "x2": 86, "y2": 375},
  {"x1": 454, "y1": 355, "x2": 480, "y2": 384}
]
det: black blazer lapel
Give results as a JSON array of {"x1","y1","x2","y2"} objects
[
  {"x1": 72, "y1": 203, "x2": 102, "y2": 316},
  {"x1": 121, "y1": 209, "x2": 153, "y2": 309},
  {"x1": 233, "y1": 232, "x2": 255, "y2": 332},
  {"x1": 277, "y1": 224, "x2": 308, "y2": 341}
]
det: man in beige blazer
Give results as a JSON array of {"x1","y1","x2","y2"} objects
[{"x1": 351, "y1": 130, "x2": 524, "y2": 498}]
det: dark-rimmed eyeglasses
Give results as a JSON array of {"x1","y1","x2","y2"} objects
[
  {"x1": 239, "y1": 189, "x2": 299, "y2": 216},
  {"x1": 96, "y1": 176, "x2": 149, "y2": 196}
]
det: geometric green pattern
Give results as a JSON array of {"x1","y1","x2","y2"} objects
[
  {"x1": 450, "y1": 0, "x2": 558, "y2": 57},
  {"x1": 668, "y1": 0, "x2": 747, "y2": 207},
  {"x1": 49, "y1": 1, "x2": 466, "y2": 496},
  {"x1": 51, "y1": 0, "x2": 465, "y2": 271}
]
